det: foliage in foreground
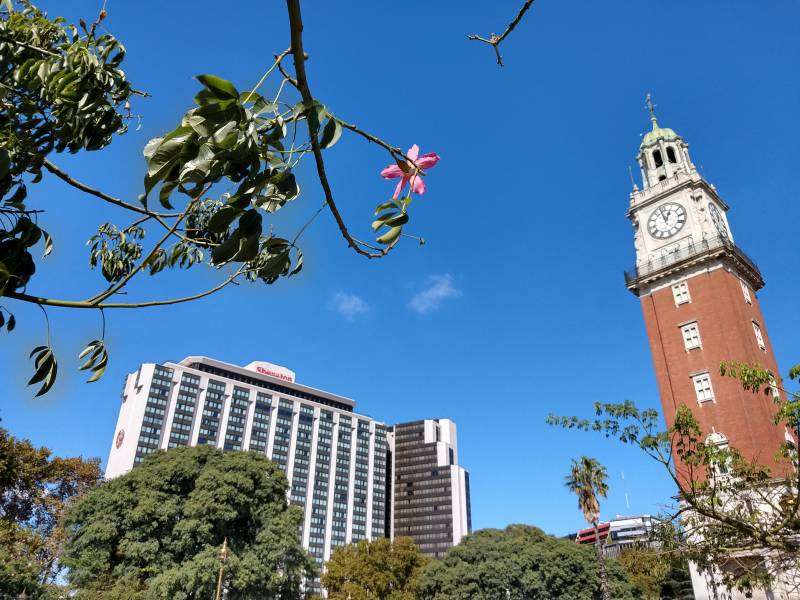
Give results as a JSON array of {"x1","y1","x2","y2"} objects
[
  {"x1": 548, "y1": 360, "x2": 800, "y2": 594},
  {"x1": 322, "y1": 536, "x2": 427, "y2": 600},
  {"x1": 0, "y1": 425, "x2": 100, "y2": 599},
  {"x1": 617, "y1": 545, "x2": 694, "y2": 600},
  {"x1": 0, "y1": 0, "x2": 435, "y2": 397},
  {"x1": 61, "y1": 445, "x2": 315, "y2": 600},
  {"x1": 416, "y1": 524, "x2": 637, "y2": 600}
]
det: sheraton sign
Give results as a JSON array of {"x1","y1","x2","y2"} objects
[
  {"x1": 244, "y1": 360, "x2": 296, "y2": 383},
  {"x1": 256, "y1": 365, "x2": 294, "y2": 382}
]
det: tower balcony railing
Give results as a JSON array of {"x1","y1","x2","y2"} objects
[{"x1": 624, "y1": 235, "x2": 763, "y2": 289}]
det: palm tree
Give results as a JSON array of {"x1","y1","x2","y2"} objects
[{"x1": 565, "y1": 456, "x2": 611, "y2": 600}]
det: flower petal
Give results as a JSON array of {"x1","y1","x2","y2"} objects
[
  {"x1": 415, "y1": 152, "x2": 440, "y2": 170},
  {"x1": 393, "y1": 176, "x2": 409, "y2": 199},
  {"x1": 409, "y1": 174, "x2": 426, "y2": 195},
  {"x1": 406, "y1": 144, "x2": 420, "y2": 162},
  {"x1": 380, "y1": 164, "x2": 404, "y2": 179}
]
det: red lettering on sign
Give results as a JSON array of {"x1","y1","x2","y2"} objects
[{"x1": 255, "y1": 366, "x2": 294, "y2": 382}]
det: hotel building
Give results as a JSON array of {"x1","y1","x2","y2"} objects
[{"x1": 106, "y1": 356, "x2": 470, "y2": 575}]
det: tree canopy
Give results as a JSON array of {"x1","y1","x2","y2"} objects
[
  {"x1": 416, "y1": 524, "x2": 637, "y2": 600},
  {"x1": 0, "y1": 425, "x2": 100, "y2": 599},
  {"x1": 61, "y1": 445, "x2": 315, "y2": 600},
  {"x1": 321, "y1": 537, "x2": 428, "y2": 600}
]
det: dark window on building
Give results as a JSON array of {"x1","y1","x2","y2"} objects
[
  {"x1": 666, "y1": 146, "x2": 677, "y2": 163},
  {"x1": 652, "y1": 149, "x2": 663, "y2": 167}
]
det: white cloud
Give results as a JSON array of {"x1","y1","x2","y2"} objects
[
  {"x1": 408, "y1": 274, "x2": 461, "y2": 314},
  {"x1": 329, "y1": 292, "x2": 369, "y2": 321}
]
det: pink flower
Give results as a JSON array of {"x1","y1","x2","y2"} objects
[{"x1": 380, "y1": 144, "x2": 440, "y2": 199}]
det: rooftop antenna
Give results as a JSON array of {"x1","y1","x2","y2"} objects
[{"x1": 621, "y1": 470, "x2": 630, "y2": 510}]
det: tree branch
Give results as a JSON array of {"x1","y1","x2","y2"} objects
[
  {"x1": 468, "y1": 0, "x2": 535, "y2": 67},
  {"x1": 42, "y1": 159, "x2": 179, "y2": 218},
  {"x1": 4, "y1": 266, "x2": 245, "y2": 310},
  {"x1": 285, "y1": 0, "x2": 393, "y2": 260}
]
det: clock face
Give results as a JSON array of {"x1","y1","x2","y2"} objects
[
  {"x1": 707, "y1": 203, "x2": 729, "y2": 239},
  {"x1": 647, "y1": 202, "x2": 687, "y2": 240}
]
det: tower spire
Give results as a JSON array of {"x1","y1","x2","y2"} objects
[{"x1": 645, "y1": 93, "x2": 658, "y2": 127}]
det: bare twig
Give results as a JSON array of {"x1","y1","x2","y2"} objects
[
  {"x1": 276, "y1": 56, "x2": 299, "y2": 89},
  {"x1": 468, "y1": 0, "x2": 536, "y2": 66},
  {"x1": 243, "y1": 48, "x2": 291, "y2": 105},
  {"x1": 333, "y1": 117, "x2": 407, "y2": 164}
]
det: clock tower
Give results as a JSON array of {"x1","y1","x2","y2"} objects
[{"x1": 625, "y1": 96, "x2": 789, "y2": 474}]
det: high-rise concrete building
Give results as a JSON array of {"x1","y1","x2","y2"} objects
[
  {"x1": 388, "y1": 419, "x2": 472, "y2": 558},
  {"x1": 106, "y1": 356, "x2": 471, "y2": 584},
  {"x1": 107, "y1": 356, "x2": 389, "y2": 578}
]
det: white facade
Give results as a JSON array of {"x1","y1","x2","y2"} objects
[{"x1": 106, "y1": 356, "x2": 389, "y2": 581}]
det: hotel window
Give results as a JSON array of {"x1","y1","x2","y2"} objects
[
  {"x1": 692, "y1": 373, "x2": 714, "y2": 403},
  {"x1": 672, "y1": 281, "x2": 691, "y2": 306},
  {"x1": 740, "y1": 280, "x2": 752, "y2": 304},
  {"x1": 752, "y1": 321, "x2": 766, "y2": 351},
  {"x1": 681, "y1": 322, "x2": 701, "y2": 350}
]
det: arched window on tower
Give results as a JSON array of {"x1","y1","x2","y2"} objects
[
  {"x1": 666, "y1": 146, "x2": 678, "y2": 163},
  {"x1": 706, "y1": 431, "x2": 731, "y2": 478},
  {"x1": 652, "y1": 149, "x2": 663, "y2": 167}
]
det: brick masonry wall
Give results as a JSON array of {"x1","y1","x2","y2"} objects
[{"x1": 640, "y1": 265, "x2": 787, "y2": 475}]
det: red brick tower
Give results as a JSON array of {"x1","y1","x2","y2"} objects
[{"x1": 625, "y1": 96, "x2": 788, "y2": 473}]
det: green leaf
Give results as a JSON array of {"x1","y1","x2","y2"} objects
[
  {"x1": 0, "y1": 149, "x2": 10, "y2": 180},
  {"x1": 374, "y1": 201, "x2": 398, "y2": 215},
  {"x1": 143, "y1": 126, "x2": 195, "y2": 194},
  {"x1": 238, "y1": 210, "x2": 262, "y2": 237},
  {"x1": 196, "y1": 74, "x2": 239, "y2": 100},
  {"x1": 289, "y1": 250, "x2": 303, "y2": 277},
  {"x1": 372, "y1": 211, "x2": 398, "y2": 231},
  {"x1": 320, "y1": 118, "x2": 342, "y2": 149},
  {"x1": 78, "y1": 340, "x2": 108, "y2": 383},
  {"x1": 41, "y1": 229, "x2": 53, "y2": 258},
  {"x1": 384, "y1": 213, "x2": 408, "y2": 227},
  {"x1": 158, "y1": 181, "x2": 178, "y2": 210},
  {"x1": 211, "y1": 234, "x2": 241, "y2": 265},
  {"x1": 28, "y1": 346, "x2": 57, "y2": 397},
  {"x1": 376, "y1": 226, "x2": 402, "y2": 245},
  {"x1": 185, "y1": 115, "x2": 212, "y2": 136},
  {"x1": 207, "y1": 205, "x2": 240, "y2": 234}
]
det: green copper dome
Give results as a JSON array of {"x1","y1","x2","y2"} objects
[{"x1": 640, "y1": 121, "x2": 681, "y2": 148}]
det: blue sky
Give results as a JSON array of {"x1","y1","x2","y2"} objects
[{"x1": 2, "y1": 1, "x2": 799, "y2": 537}]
